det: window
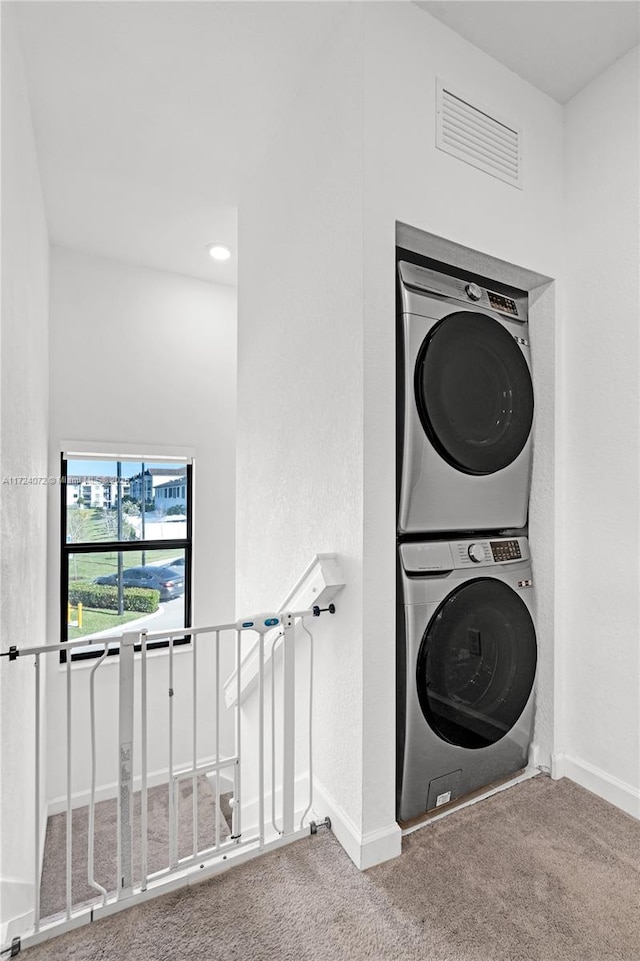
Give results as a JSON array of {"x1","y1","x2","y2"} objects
[{"x1": 60, "y1": 453, "x2": 192, "y2": 661}]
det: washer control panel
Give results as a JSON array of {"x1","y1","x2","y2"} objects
[
  {"x1": 453, "y1": 537, "x2": 527, "y2": 568},
  {"x1": 402, "y1": 537, "x2": 529, "y2": 573},
  {"x1": 489, "y1": 539, "x2": 522, "y2": 562}
]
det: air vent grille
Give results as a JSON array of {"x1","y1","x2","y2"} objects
[{"x1": 436, "y1": 80, "x2": 522, "y2": 189}]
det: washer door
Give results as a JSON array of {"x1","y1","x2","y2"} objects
[
  {"x1": 414, "y1": 311, "x2": 534, "y2": 475},
  {"x1": 417, "y1": 578, "x2": 537, "y2": 750}
]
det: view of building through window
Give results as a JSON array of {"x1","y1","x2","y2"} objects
[{"x1": 61, "y1": 454, "x2": 192, "y2": 660}]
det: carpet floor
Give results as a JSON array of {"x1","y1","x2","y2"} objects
[
  {"x1": 26, "y1": 776, "x2": 640, "y2": 960},
  {"x1": 40, "y1": 777, "x2": 231, "y2": 918}
]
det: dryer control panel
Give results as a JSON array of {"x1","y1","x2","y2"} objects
[
  {"x1": 401, "y1": 537, "x2": 530, "y2": 573},
  {"x1": 398, "y1": 262, "x2": 528, "y2": 321}
]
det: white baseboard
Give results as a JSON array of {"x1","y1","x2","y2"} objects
[
  {"x1": 551, "y1": 753, "x2": 640, "y2": 819},
  {"x1": 0, "y1": 880, "x2": 35, "y2": 946},
  {"x1": 205, "y1": 771, "x2": 235, "y2": 797},
  {"x1": 550, "y1": 752, "x2": 566, "y2": 780},
  {"x1": 530, "y1": 741, "x2": 551, "y2": 773},
  {"x1": 1, "y1": 807, "x2": 48, "y2": 944},
  {"x1": 311, "y1": 778, "x2": 401, "y2": 870},
  {"x1": 48, "y1": 755, "x2": 226, "y2": 816},
  {"x1": 232, "y1": 773, "x2": 311, "y2": 833}
]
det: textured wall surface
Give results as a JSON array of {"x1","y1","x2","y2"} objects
[
  {"x1": 237, "y1": 6, "x2": 366, "y2": 833},
  {"x1": 561, "y1": 48, "x2": 640, "y2": 800},
  {"x1": 0, "y1": 6, "x2": 50, "y2": 927}
]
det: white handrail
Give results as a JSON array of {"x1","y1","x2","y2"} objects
[
  {"x1": 224, "y1": 555, "x2": 345, "y2": 709},
  {"x1": 4, "y1": 608, "x2": 323, "y2": 660}
]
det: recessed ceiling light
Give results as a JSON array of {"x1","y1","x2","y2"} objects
[{"x1": 206, "y1": 243, "x2": 231, "y2": 261}]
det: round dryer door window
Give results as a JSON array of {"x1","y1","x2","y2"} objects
[
  {"x1": 414, "y1": 311, "x2": 534, "y2": 475},
  {"x1": 416, "y1": 578, "x2": 537, "y2": 750}
]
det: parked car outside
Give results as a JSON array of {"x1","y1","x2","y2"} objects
[
  {"x1": 93, "y1": 565, "x2": 184, "y2": 600},
  {"x1": 168, "y1": 557, "x2": 185, "y2": 569}
]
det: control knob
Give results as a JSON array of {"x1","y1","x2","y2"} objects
[
  {"x1": 468, "y1": 543, "x2": 485, "y2": 563},
  {"x1": 465, "y1": 282, "x2": 482, "y2": 301}
]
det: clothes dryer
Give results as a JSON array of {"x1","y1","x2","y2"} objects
[
  {"x1": 397, "y1": 261, "x2": 534, "y2": 535},
  {"x1": 397, "y1": 535, "x2": 537, "y2": 823}
]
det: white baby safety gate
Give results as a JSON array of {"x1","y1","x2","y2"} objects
[{"x1": 0, "y1": 604, "x2": 335, "y2": 955}]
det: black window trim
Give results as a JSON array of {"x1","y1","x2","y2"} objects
[{"x1": 59, "y1": 453, "x2": 193, "y2": 663}]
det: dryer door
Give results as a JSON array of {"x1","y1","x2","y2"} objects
[
  {"x1": 417, "y1": 577, "x2": 536, "y2": 749},
  {"x1": 414, "y1": 311, "x2": 534, "y2": 475}
]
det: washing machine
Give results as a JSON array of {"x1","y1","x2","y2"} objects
[
  {"x1": 397, "y1": 260, "x2": 534, "y2": 535},
  {"x1": 397, "y1": 535, "x2": 537, "y2": 823}
]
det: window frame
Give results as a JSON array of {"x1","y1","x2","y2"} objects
[{"x1": 59, "y1": 452, "x2": 193, "y2": 663}]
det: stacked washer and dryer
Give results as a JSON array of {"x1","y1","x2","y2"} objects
[{"x1": 396, "y1": 256, "x2": 538, "y2": 823}]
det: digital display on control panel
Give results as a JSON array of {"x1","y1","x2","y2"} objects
[
  {"x1": 488, "y1": 291, "x2": 519, "y2": 316},
  {"x1": 490, "y1": 539, "x2": 522, "y2": 562}
]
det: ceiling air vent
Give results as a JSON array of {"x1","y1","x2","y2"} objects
[{"x1": 436, "y1": 80, "x2": 522, "y2": 189}]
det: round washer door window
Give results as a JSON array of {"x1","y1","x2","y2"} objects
[
  {"x1": 417, "y1": 578, "x2": 537, "y2": 750},
  {"x1": 414, "y1": 311, "x2": 534, "y2": 475}
]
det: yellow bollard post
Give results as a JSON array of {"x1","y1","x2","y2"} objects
[{"x1": 77, "y1": 602, "x2": 83, "y2": 629}]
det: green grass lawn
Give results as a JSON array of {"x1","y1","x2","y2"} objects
[
  {"x1": 67, "y1": 606, "x2": 142, "y2": 640},
  {"x1": 66, "y1": 509, "x2": 183, "y2": 582},
  {"x1": 68, "y1": 548, "x2": 183, "y2": 582}
]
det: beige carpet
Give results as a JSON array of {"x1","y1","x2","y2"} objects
[
  {"x1": 26, "y1": 776, "x2": 640, "y2": 960},
  {"x1": 40, "y1": 777, "x2": 231, "y2": 918}
]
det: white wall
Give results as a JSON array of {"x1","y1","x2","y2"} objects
[
  {"x1": 558, "y1": 48, "x2": 640, "y2": 815},
  {"x1": 0, "y1": 6, "x2": 50, "y2": 933},
  {"x1": 361, "y1": 2, "x2": 564, "y2": 840},
  {"x1": 46, "y1": 248, "x2": 237, "y2": 802},
  {"x1": 238, "y1": 1, "x2": 564, "y2": 866},
  {"x1": 237, "y1": 5, "x2": 369, "y2": 860}
]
